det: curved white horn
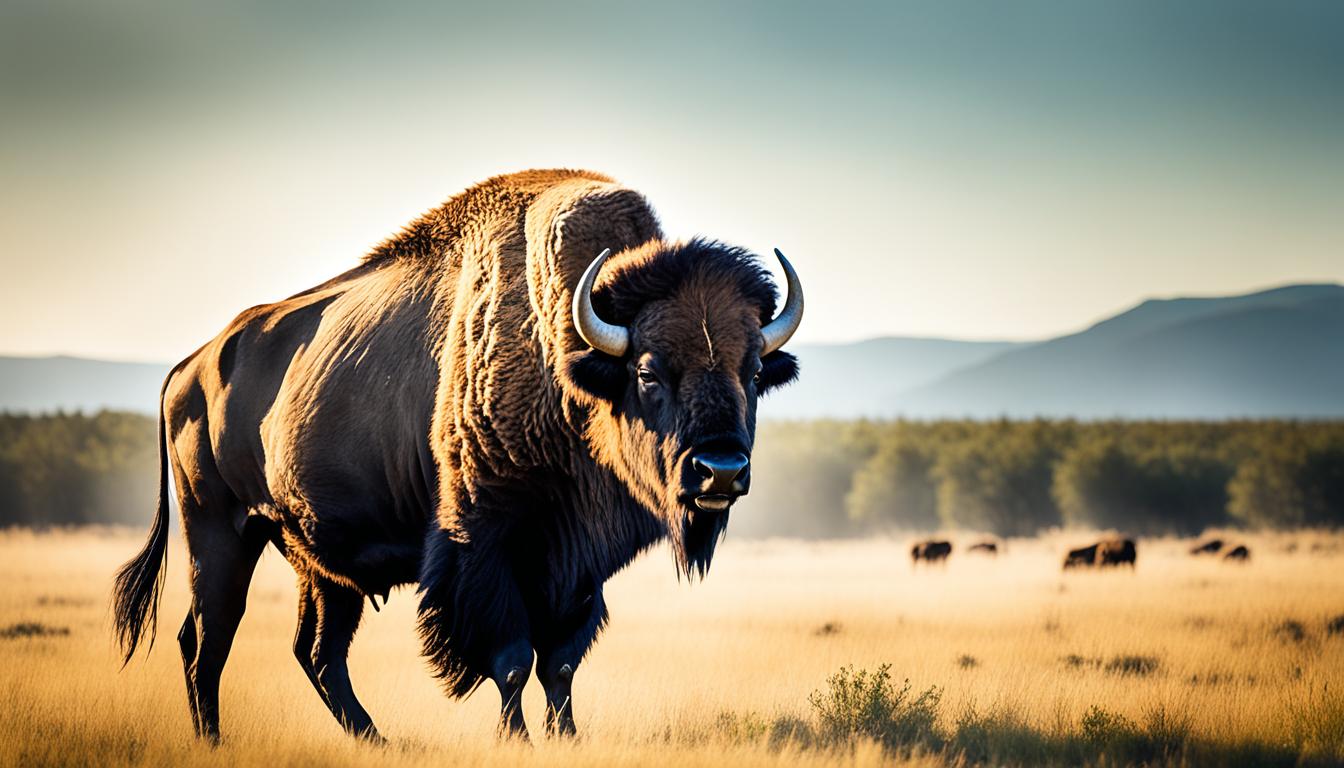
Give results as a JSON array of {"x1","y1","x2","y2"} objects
[
  {"x1": 572, "y1": 248, "x2": 630, "y2": 357},
  {"x1": 761, "y1": 248, "x2": 804, "y2": 355}
]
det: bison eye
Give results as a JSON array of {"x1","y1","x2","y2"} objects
[
  {"x1": 637, "y1": 367, "x2": 659, "y2": 386},
  {"x1": 752, "y1": 372, "x2": 762, "y2": 386}
]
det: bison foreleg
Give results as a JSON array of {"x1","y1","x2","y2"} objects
[
  {"x1": 446, "y1": 532, "x2": 538, "y2": 739},
  {"x1": 535, "y1": 590, "x2": 607, "y2": 738},
  {"x1": 540, "y1": 663, "x2": 575, "y2": 737},
  {"x1": 420, "y1": 524, "x2": 536, "y2": 739},
  {"x1": 491, "y1": 639, "x2": 534, "y2": 740}
]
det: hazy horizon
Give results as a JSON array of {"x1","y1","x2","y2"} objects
[
  {"x1": 4, "y1": 278, "x2": 1342, "y2": 366},
  {"x1": 3, "y1": 1, "x2": 1342, "y2": 360}
]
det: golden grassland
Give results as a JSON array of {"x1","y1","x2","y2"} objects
[{"x1": 1, "y1": 528, "x2": 1342, "y2": 767}]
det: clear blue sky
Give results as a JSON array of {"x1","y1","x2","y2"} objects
[{"x1": 2, "y1": 0, "x2": 1341, "y2": 360}]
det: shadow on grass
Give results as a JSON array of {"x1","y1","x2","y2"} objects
[{"x1": 705, "y1": 664, "x2": 1340, "y2": 767}]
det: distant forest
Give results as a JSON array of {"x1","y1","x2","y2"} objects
[
  {"x1": 1, "y1": 412, "x2": 1342, "y2": 536},
  {"x1": 731, "y1": 419, "x2": 1344, "y2": 538},
  {"x1": 0, "y1": 412, "x2": 157, "y2": 527}
]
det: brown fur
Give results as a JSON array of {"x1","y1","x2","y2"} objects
[{"x1": 112, "y1": 169, "x2": 800, "y2": 742}]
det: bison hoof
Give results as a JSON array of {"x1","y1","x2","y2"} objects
[{"x1": 506, "y1": 667, "x2": 526, "y2": 687}]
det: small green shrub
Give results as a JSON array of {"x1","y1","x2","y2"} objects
[
  {"x1": 1080, "y1": 705, "x2": 1137, "y2": 745},
  {"x1": 1076, "y1": 704, "x2": 1193, "y2": 764},
  {"x1": 807, "y1": 664, "x2": 943, "y2": 751}
]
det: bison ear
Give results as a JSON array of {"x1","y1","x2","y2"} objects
[
  {"x1": 565, "y1": 350, "x2": 628, "y2": 402},
  {"x1": 757, "y1": 350, "x2": 799, "y2": 394}
]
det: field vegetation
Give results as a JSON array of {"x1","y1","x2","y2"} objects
[{"x1": 2, "y1": 529, "x2": 1342, "y2": 767}]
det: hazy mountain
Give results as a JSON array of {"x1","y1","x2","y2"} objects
[
  {"x1": 0, "y1": 356, "x2": 167, "y2": 415},
  {"x1": 763, "y1": 338, "x2": 1026, "y2": 419},
  {"x1": 1, "y1": 342, "x2": 1022, "y2": 420},
  {"x1": 896, "y1": 284, "x2": 1344, "y2": 418},
  {"x1": 3, "y1": 284, "x2": 1342, "y2": 419}
]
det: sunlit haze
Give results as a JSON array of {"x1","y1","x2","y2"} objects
[{"x1": 2, "y1": 1, "x2": 1341, "y2": 361}]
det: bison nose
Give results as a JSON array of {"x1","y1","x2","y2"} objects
[{"x1": 691, "y1": 452, "x2": 751, "y2": 496}]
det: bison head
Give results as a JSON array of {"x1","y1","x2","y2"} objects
[{"x1": 566, "y1": 239, "x2": 801, "y2": 575}]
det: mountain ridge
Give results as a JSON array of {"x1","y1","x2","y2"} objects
[
  {"x1": 2, "y1": 283, "x2": 1341, "y2": 419},
  {"x1": 892, "y1": 283, "x2": 1344, "y2": 419}
]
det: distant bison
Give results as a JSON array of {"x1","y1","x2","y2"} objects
[
  {"x1": 967, "y1": 541, "x2": 999, "y2": 555},
  {"x1": 1097, "y1": 538, "x2": 1137, "y2": 567},
  {"x1": 1190, "y1": 539, "x2": 1224, "y2": 555},
  {"x1": 1063, "y1": 538, "x2": 1136, "y2": 569},
  {"x1": 911, "y1": 540, "x2": 952, "y2": 564},
  {"x1": 1063, "y1": 544, "x2": 1098, "y2": 569},
  {"x1": 1223, "y1": 545, "x2": 1250, "y2": 561}
]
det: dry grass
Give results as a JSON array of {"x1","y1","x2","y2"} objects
[{"x1": 1, "y1": 528, "x2": 1342, "y2": 767}]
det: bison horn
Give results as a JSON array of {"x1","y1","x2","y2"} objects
[
  {"x1": 761, "y1": 248, "x2": 804, "y2": 355},
  {"x1": 572, "y1": 248, "x2": 631, "y2": 357}
]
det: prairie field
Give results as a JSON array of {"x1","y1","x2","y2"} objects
[{"x1": 2, "y1": 529, "x2": 1343, "y2": 767}]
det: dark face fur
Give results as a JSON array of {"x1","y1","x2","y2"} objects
[{"x1": 566, "y1": 241, "x2": 799, "y2": 576}]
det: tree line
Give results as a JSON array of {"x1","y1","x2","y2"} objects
[
  {"x1": 1, "y1": 412, "x2": 1341, "y2": 536},
  {"x1": 733, "y1": 419, "x2": 1344, "y2": 538},
  {"x1": 0, "y1": 412, "x2": 158, "y2": 527}
]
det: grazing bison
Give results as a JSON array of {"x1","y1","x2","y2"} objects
[
  {"x1": 1224, "y1": 545, "x2": 1251, "y2": 561},
  {"x1": 111, "y1": 170, "x2": 803, "y2": 742},
  {"x1": 1063, "y1": 538, "x2": 1137, "y2": 569},
  {"x1": 1190, "y1": 539, "x2": 1224, "y2": 555},
  {"x1": 1062, "y1": 544, "x2": 1099, "y2": 569},
  {"x1": 967, "y1": 541, "x2": 998, "y2": 555},
  {"x1": 1097, "y1": 538, "x2": 1137, "y2": 567},
  {"x1": 911, "y1": 540, "x2": 952, "y2": 564}
]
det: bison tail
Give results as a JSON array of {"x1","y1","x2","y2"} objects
[{"x1": 112, "y1": 370, "x2": 175, "y2": 666}]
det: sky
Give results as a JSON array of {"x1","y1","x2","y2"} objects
[{"x1": 1, "y1": 0, "x2": 1342, "y2": 361}]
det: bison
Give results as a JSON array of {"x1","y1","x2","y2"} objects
[
  {"x1": 111, "y1": 170, "x2": 804, "y2": 742},
  {"x1": 1097, "y1": 538, "x2": 1137, "y2": 567},
  {"x1": 1062, "y1": 543, "x2": 1098, "y2": 569},
  {"x1": 911, "y1": 540, "x2": 952, "y2": 564},
  {"x1": 1223, "y1": 545, "x2": 1250, "y2": 561},
  {"x1": 1063, "y1": 538, "x2": 1136, "y2": 569},
  {"x1": 1190, "y1": 538, "x2": 1224, "y2": 555},
  {"x1": 967, "y1": 541, "x2": 998, "y2": 555}
]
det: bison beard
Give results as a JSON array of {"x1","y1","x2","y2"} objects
[{"x1": 111, "y1": 169, "x2": 801, "y2": 741}]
